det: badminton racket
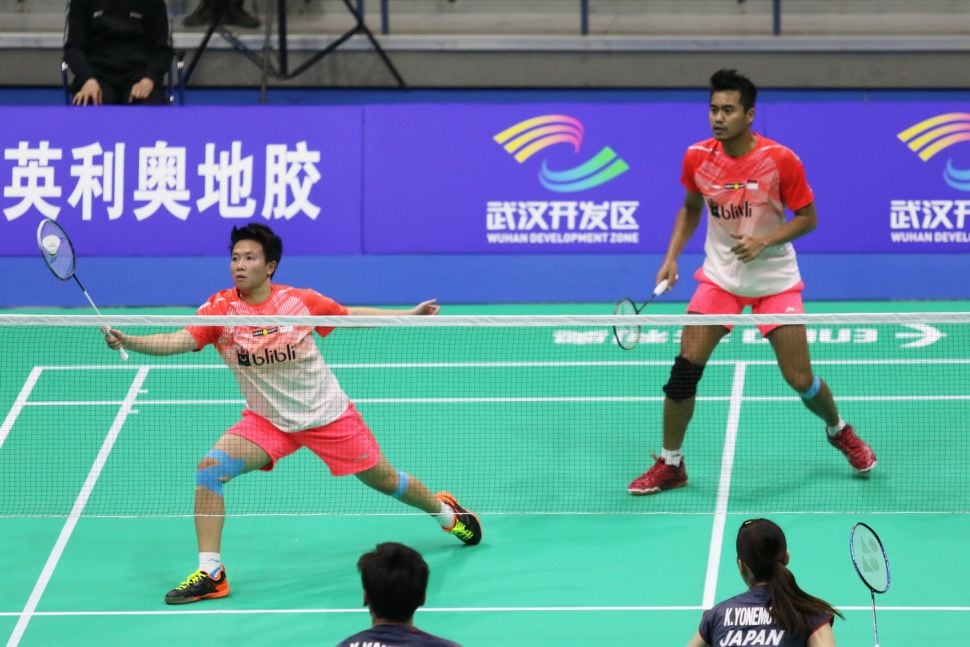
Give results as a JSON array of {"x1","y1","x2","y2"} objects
[
  {"x1": 612, "y1": 279, "x2": 670, "y2": 350},
  {"x1": 36, "y1": 218, "x2": 128, "y2": 361},
  {"x1": 849, "y1": 522, "x2": 891, "y2": 647}
]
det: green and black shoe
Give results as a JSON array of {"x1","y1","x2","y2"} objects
[
  {"x1": 437, "y1": 492, "x2": 482, "y2": 546},
  {"x1": 164, "y1": 568, "x2": 230, "y2": 605}
]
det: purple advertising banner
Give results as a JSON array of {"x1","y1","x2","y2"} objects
[
  {"x1": 766, "y1": 102, "x2": 970, "y2": 252},
  {"x1": 363, "y1": 102, "x2": 970, "y2": 253},
  {"x1": 0, "y1": 107, "x2": 363, "y2": 255},
  {"x1": 363, "y1": 103, "x2": 708, "y2": 254},
  {"x1": 4, "y1": 102, "x2": 968, "y2": 257}
]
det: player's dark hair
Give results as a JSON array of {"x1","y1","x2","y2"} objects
[
  {"x1": 358, "y1": 542, "x2": 429, "y2": 623},
  {"x1": 710, "y1": 69, "x2": 757, "y2": 112},
  {"x1": 737, "y1": 519, "x2": 843, "y2": 636},
  {"x1": 230, "y1": 224, "x2": 282, "y2": 277}
]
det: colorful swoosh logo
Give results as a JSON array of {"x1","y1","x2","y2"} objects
[
  {"x1": 494, "y1": 115, "x2": 629, "y2": 193},
  {"x1": 897, "y1": 113, "x2": 970, "y2": 191}
]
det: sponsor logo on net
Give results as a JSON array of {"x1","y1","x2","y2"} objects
[
  {"x1": 893, "y1": 113, "x2": 970, "y2": 245},
  {"x1": 489, "y1": 115, "x2": 638, "y2": 247}
]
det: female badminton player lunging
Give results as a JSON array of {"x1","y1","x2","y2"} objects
[
  {"x1": 688, "y1": 518, "x2": 842, "y2": 647},
  {"x1": 104, "y1": 223, "x2": 482, "y2": 605}
]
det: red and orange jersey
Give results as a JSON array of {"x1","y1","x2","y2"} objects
[
  {"x1": 681, "y1": 134, "x2": 813, "y2": 297},
  {"x1": 187, "y1": 284, "x2": 351, "y2": 432}
]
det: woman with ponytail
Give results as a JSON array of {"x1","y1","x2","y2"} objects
[{"x1": 687, "y1": 518, "x2": 842, "y2": 647}]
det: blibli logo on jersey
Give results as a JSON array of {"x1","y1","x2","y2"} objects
[
  {"x1": 708, "y1": 200, "x2": 753, "y2": 220},
  {"x1": 236, "y1": 344, "x2": 297, "y2": 367}
]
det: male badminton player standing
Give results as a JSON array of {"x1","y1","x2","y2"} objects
[
  {"x1": 104, "y1": 223, "x2": 481, "y2": 604},
  {"x1": 628, "y1": 69, "x2": 876, "y2": 495}
]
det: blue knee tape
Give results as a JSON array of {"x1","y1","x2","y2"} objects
[
  {"x1": 391, "y1": 471, "x2": 409, "y2": 499},
  {"x1": 197, "y1": 450, "x2": 245, "y2": 495},
  {"x1": 798, "y1": 375, "x2": 821, "y2": 400}
]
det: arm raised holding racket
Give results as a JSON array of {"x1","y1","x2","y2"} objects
[
  {"x1": 103, "y1": 328, "x2": 198, "y2": 356},
  {"x1": 102, "y1": 300, "x2": 440, "y2": 354},
  {"x1": 656, "y1": 189, "x2": 704, "y2": 291},
  {"x1": 345, "y1": 299, "x2": 440, "y2": 316}
]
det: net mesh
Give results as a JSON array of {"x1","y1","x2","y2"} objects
[{"x1": 1, "y1": 313, "x2": 967, "y2": 517}]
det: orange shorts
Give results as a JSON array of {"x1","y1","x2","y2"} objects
[
  {"x1": 226, "y1": 403, "x2": 381, "y2": 476},
  {"x1": 687, "y1": 270, "x2": 805, "y2": 337}
]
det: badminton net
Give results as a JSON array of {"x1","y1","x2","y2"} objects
[{"x1": 0, "y1": 312, "x2": 967, "y2": 517}]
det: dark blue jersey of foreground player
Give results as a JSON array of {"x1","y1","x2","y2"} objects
[
  {"x1": 336, "y1": 623, "x2": 460, "y2": 647},
  {"x1": 699, "y1": 585, "x2": 833, "y2": 647}
]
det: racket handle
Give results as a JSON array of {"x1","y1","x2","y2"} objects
[
  {"x1": 101, "y1": 325, "x2": 129, "y2": 361},
  {"x1": 654, "y1": 279, "x2": 670, "y2": 296}
]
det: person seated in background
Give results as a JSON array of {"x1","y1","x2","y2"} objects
[
  {"x1": 182, "y1": 0, "x2": 260, "y2": 28},
  {"x1": 64, "y1": 0, "x2": 174, "y2": 105},
  {"x1": 687, "y1": 518, "x2": 841, "y2": 647},
  {"x1": 337, "y1": 542, "x2": 461, "y2": 647}
]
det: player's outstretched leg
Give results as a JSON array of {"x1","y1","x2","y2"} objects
[
  {"x1": 795, "y1": 377, "x2": 876, "y2": 472},
  {"x1": 769, "y1": 326, "x2": 876, "y2": 473},
  {"x1": 356, "y1": 456, "x2": 483, "y2": 546},
  {"x1": 165, "y1": 567, "x2": 230, "y2": 605}
]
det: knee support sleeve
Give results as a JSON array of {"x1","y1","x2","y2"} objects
[
  {"x1": 197, "y1": 450, "x2": 245, "y2": 496},
  {"x1": 391, "y1": 470, "x2": 410, "y2": 499},
  {"x1": 798, "y1": 375, "x2": 822, "y2": 400},
  {"x1": 663, "y1": 355, "x2": 705, "y2": 401}
]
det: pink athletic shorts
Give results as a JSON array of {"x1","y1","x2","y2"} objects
[
  {"x1": 687, "y1": 270, "x2": 805, "y2": 337},
  {"x1": 226, "y1": 403, "x2": 381, "y2": 476}
]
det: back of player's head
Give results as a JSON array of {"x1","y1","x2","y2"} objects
[
  {"x1": 710, "y1": 69, "x2": 757, "y2": 112},
  {"x1": 736, "y1": 518, "x2": 842, "y2": 635},
  {"x1": 230, "y1": 224, "x2": 283, "y2": 275},
  {"x1": 358, "y1": 542, "x2": 429, "y2": 623},
  {"x1": 736, "y1": 518, "x2": 786, "y2": 581}
]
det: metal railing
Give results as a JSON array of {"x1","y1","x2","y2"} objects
[{"x1": 374, "y1": 0, "x2": 785, "y2": 37}]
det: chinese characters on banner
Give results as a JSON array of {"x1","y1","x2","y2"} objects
[
  {"x1": 0, "y1": 106, "x2": 362, "y2": 255},
  {"x1": 4, "y1": 140, "x2": 321, "y2": 223}
]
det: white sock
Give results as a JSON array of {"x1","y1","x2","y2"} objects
[
  {"x1": 826, "y1": 418, "x2": 847, "y2": 438},
  {"x1": 199, "y1": 552, "x2": 222, "y2": 576},
  {"x1": 660, "y1": 448, "x2": 683, "y2": 467},
  {"x1": 434, "y1": 502, "x2": 456, "y2": 529}
]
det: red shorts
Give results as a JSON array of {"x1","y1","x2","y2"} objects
[
  {"x1": 226, "y1": 403, "x2": 381, "y2": 476},
  {"x1": 687, "y1": 270, "x2": 805, "y2": 337}
]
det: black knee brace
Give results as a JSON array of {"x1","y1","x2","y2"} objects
[{"x1": 663, "y1": 355, "x2": 705, "y2": 401}]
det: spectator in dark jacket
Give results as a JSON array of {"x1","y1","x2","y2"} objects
[{"x1": 64, "y1": 0, "x2": 173, "y2": 105}]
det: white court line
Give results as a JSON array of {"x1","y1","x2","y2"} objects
[
  {"x1": 0, "y1": 604, "x2": 965, "y2": 618},
  {"x1": 33, "y1": 357, "x2": 970, "y2": 371},
  {"x1": 5, "y1": 367, "x2": 150, "y2": 647},
  {"x1": 20, "y1": 393, "x2": 970, "y2": 408},
  {"x1": 702, "y1": 362, "x2": 747, "y2": 610},
  {"x1": 0, "y1": 367, "x2": 43, "y2": 452}
]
